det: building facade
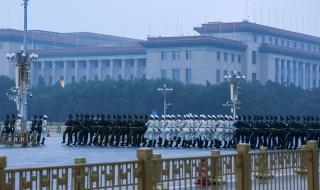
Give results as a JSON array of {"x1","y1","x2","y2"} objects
[
  {"x1": 0, "y1": 29, "x2": 140, "y2": 79},
  {"x1": 32, "y1": 46, "x2": 146, "y2": 86},
  {"x1": 3, "y1": 21, "x2": 320, "y2": 89}
]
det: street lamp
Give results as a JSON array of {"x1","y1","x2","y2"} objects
[
  {"x1": 6, "y1": 51, "x2": 38, "y2": 120},
  {"x1": 157, "y1": 84, "x2": 173, "y2": 117},
  {"x1": 5, "y1": 0, "x2": 38, "y2": 121},
  {"x1": 223, "y1": 71, "x2": 245, "y2": 120}
]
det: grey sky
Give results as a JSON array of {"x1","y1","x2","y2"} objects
[{"x1": 1, "y1": 0, "x2": 320, "y2": 39}]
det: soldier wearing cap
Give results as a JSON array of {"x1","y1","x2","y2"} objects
[
  {"x1": 0, "y1": 115, "x2": 11, "y2": 142},
  {"x1": 62, "y1": 114, "x2": 74, "y2": 145}
]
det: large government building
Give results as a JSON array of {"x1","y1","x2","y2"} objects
[{"x1": 3, "y1": 21, "x2": 320, "y2": 89}]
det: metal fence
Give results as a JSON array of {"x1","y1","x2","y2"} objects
[{"x1": 0, "y1": 141, "x2": 319, "y2": 190}]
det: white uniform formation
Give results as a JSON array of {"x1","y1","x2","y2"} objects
[{"x1": 144, "y1": 114, "x2": 236, "y2": 148}]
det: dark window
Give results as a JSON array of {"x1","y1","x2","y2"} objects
[
  {"x1": 185, "y1": 50, "x2": 191, "y2": 60},
  {"x1": 185, "y1": 68, "x2": 191, "y2": 84},
  {"x1": 94, "y1": 75, "x2": 98, "y2": 81},
  {"x1": 252, "y1": 51, "x2": 257, "y2": 64},
  {"x1": 216, "y1": 70, "x2": 220, "y2": 83},
  {"x1": 237, "y1": 55, "x2": 241, "y2": 63},
  {"x1": 262, "y1": 36, "x2": 265, "y2": 43},
  {"x1": 224, "y1": 53, "x2": 228, "y2": 61},
  {"x1": 275, "y1": 38, "x2": 279, "y2": 45},
  {"x1": 216, "y1": 52, "x2": 220, "y2": 61},
  {"x1": 253, "y1": 34, "x2": 257, "y2": 42},
  {"x1": 281, "y1": 39, "x2": 284, "y2": 46},
  {"x1": 161, "y1": 52, "x2": 167, "y2": 60},
  {"x1": 231, "y1": 54, "x2": 235, "y2": 62},
  {"x1": 269, "y1": 36, "x2": 273, "y2": 43},
  {"x1": 293, "y1": 42, "x2": 297, "y2": 48},
  {"x1": 287, "y1": 41, "x2": 290, "y2": 47},
  {"x1": 252, "y1": 73, "x2": 257, "y2": 81},
  {"x1": 71, "y1": 62, "x2": 75, "y2": 69},
  {"x1": 172, "y1": 51, "x2": 180, "y2": 60},
  {"x1": 172, "y1": 69, "x2": 180, "y2": 81},
  {"x1": 161, "y1": 69, "x2": 167, "y2": 79}
]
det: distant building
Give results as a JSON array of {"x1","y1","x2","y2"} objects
[
  {"x1": 0, "y1": 29, "x2": 140, "y2": 79},
  {"x1": 32, "y1": 46, "x2": 146, "y2": 86},
  {"x1": 3, "y1": 21, "x2": 320, "y2": 90}
]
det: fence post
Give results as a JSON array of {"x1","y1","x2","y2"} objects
[
  {"x1": 152, "y1": 153, "x2": 162, "y2": 189},
  {"x1": 0, "y1": 156, "x2": 6, "y2": 190},
  {"x1": 255, "y1": 147, "x2": 272, "y2": 179},
  {"x1": 211, "y1": 150, "x2": 221, "y2": 184},
  {"x1": 236, "y1": 143, "x2": 251, "y2": 190},
  {"x1": 74, "y1": 157, "x2": 86, "y2": 190},
  {"x1": 306, "y1": 141, "x2": 319, "y2": 190},
  {"x1": 137, "y1": 148, "x2": 153, "y2": 190}
]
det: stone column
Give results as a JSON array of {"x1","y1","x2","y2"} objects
[
  {"x1": 134, "y1": 59, "x2": 139, "y2": 79},
  {"x1": 63, "y1": 61, "x2": 68, "y2": 84},
  {"x1": 75, "y1": 61, "x2": 79, "y2": 82},
  {"x1": 293, "y1": 61, "x2": 298, "y2": 86},
  {"x1": 52, "y1": 62, "x2": 56, "y2": 85},
  {"x1": 122, "y1": 59, "x2": 126, "y2": 80},
  {"x1": 302, "y1": 62, "x2": 306, "y2": 89},
  {"x1": 86, "y1": 60, "x2": 90, "y2": 81},
  {"x1": 98, "y1": 60, "x2": 102, "y2": 80},
  {"x1": 316, "y1": 65, "x2": 320, "y2": 88},
  {"x1": 110, "y1": 59, "x2": 114, "y2": 79}
]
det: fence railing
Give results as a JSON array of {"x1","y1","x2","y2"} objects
[{"x1": 0, "y1": 141, "x2": 319, "y2": 190}]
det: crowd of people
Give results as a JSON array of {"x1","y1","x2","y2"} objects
[
  {"x1": 62, "y1": 114, "x2": 320, "y2": 149},
  {"x1": 0, "y1": 114, "x2": 48, "y2": 146}
]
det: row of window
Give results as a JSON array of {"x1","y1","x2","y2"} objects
[
  {"x1": 161, "y1": 50, "x2": 192, "y2": 61},
  {"x1": 36, "y1": 61, "x2": 145, "y2": 70},
  {"x1": 216, "y1": 52, "x2": 242, "y2": 63},
  {"x1": 40, "y1": 73, "x2": 146, "y2": 86},
  {"x1": 161, "y1": 68, "x2": 192, "y2": 84},
  {"x1": 275, "y1": 58, "x2": 320, "y2": 88},
  {"x1": 254, "y1": 34, "x2": 320, "y2": 53}
]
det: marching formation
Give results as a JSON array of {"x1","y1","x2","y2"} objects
[
  {"x1": 61, "y1": 114, "x2": 148, "y2": 147},
  {"x1": 62, "y1": 114, "x2": 320, "y2": 150},
  {"x1": 0, "y1": 114, "x2": 48, "y2": 146}
]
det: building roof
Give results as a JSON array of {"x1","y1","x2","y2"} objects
[
  {"x1": 194, "y1": 21, "x2": 320, "y2": 44},
  {"x1": 140, "y1": 36, "x2": 247, "y2": 51},
  {"x1": 260, "y1": 43, "x2": 320, "y2": 61},
  {"x1": 0, "y1": 29, "x2": 141, "y2": 48},
  {"x1": 35, "y1": 45, "x2": 146, "y2": 58}
]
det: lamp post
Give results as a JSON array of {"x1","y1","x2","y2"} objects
[
  {"x1": 223, "y1": 71, "x2": 245, "y2": 120},
  {"x1": 6, "y1": 0, "x2": 38, "y2": 121},
  {"x1": 157, "y1": 84, "x2": 173, "y2": 117}
]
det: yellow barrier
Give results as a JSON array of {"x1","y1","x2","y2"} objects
[{"x1": 0, "y1": 141, "x2": 319, "y2": 190}]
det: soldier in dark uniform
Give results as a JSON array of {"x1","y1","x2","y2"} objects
[
  {"x1": 93, "y1": 114, "x2": 102, "y2": 146},
  {"x1": 9, "y1": 114, "x2": 16, "y2": 141},
  {"x1": 62, "y1": 114, "x2": 74, "y2": 145},
  {"x1": 88, "y1": 114, "x2": 96, "y2": 146},
  {"x1": 103, "y1": 115, "x2": 112, "y2": 146},
  {"x1": 0, "y1": 115, "x2": 11, "y2": 141},
  {"x1": 120, "y1": 115, "x2": 127, "y2": 147},
  {"x1": 141, "y1": 115, "x2": 149, "y2": 147},
  {"x1": 29, "y1": 116, "x2": 38, "y2": 140},
  {"x1": 36, "y1": 115, "x2": 44, "y2": 145},
  {"x1": 72, "y1": 114, "x2": 81, "y2": 146},
  {"x1": 126, "y1": 115, "x2": 134, "y2": 146}
]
